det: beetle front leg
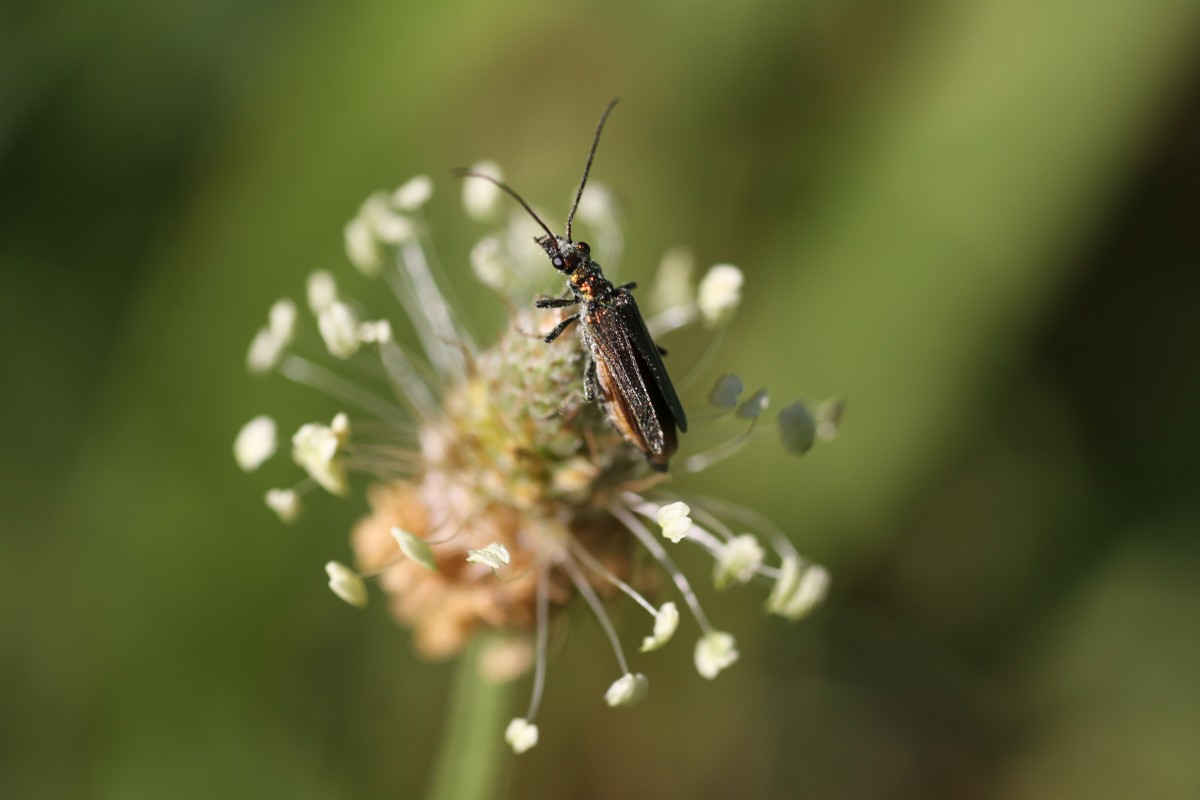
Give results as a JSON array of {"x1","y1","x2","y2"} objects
[{"x1": 535, "y1": 296, "x2": 578, "y2": 309}]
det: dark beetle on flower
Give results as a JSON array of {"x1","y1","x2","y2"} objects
[{"x1": 456, "y1": 99, "x2": 688, "y2": 470}]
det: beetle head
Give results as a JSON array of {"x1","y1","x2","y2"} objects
[{"x1": 538, "y1": 236, "x2": 591, "y2": 274}]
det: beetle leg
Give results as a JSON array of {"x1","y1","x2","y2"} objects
[
  {"x1": 617, "y1": 281, "x2": 637, "y2": 291},
  {"x1": 535, "y1": 296, "x2": 578, "y2": 309},
  {"x1": 583, "y1": 358, "x2": 598, "y2": 403},
  {"x1": 543, "y1": 314, "x2": 580, "y2": 343},
  {"x1": 656, "y1": 344, "x2": 668, "y2": 356}
]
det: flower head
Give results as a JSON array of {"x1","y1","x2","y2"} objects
[{"x1": 240, "y1": 167, "x2": 836, "y2": 753}]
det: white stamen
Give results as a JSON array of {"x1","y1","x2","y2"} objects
[
  {"x1": 708, "y1": 374, "x2": 744, "y2": 410},
  {"x1": 562, "y1": 556, "x2": 631, "y2": 675},
  {"x1": 391, "y1": 527, "x2": 439, "y2": 571},
  {"x1": 713, "y1": 534, "x2": 765, "y2": 590},
  {"x1": 344, "y1": 217, "x2": 381, "y2": 276},
  {"x1": 306, "y1": 270, "x2": 338, "y2": 314},
  {"x1": 766, "y1": 555, "x2": 830, "y2": 621},
  {"x1": 604, "y1": 673, "x2": 649, "y2": 708},
  {"x1": 657, "y1": 501, "x2": 693, "y2": 543},
  {"x1": 568, "y1": 539, "x2": 658, "y2": 617},
  {"x1": 778, "y1": 402, "x2": 816, "y2": 456},
  {"x1": 641, "y1": 602, "x2": 679, "y2": 652},
  {"x1": 356, "y1": 319, "x2": 393, "y2": 344},
  {"x1": 234, "y1": 415, "x2": 277, "y2": 472},
  {"x1": 697, "y1": 264, "x2": 743, "y2": 325},
  {"x1": 651, "y1": 246, "x2": 695, "y2": 313},
  {"x1": 268, "y1": 298, "x2": 297, "y2": 339},
  {"x1": 247, "y1": 299, "x2": 297, "y2": 374},
  {"x1": 388, "y1": 238, "x2": 471, "y2": 379},
  {"x1": 736, "y1": 388, "x2": 769, "y2": 420},
  {"x1": 463, "y1": 160, "x2": 503, "y2": 220},
  {"x1": 264, "y1": 488, "x2": 300, "y2": 523},
  {"x1": 505, "y1": 718, "x2": 539, "y2": 754},
  {"x1": 694, "y1": 630, "x2": 739, "y2": 679},
  {"x1": 466, "y1": 542, "x2": 511, "y2": 570},
  {"x1": 391, "y1": 175, "x2": 433, "y2": 211},
  {"x1": 280, "y1": 355, "x2": 407, "y2": 423},
  {"x1": 612, "y1": 503, "x2": 714, "y2": 633},
  {"x1": 325, "y1": 561, "x2": 367, "y2": 608},
  {"x1": 360, "y1": 191, "x2": 415, "y2": 245},
  {"x1": 470, "y1": 236, "x2": 510, "y2": 292},
  {"x1": 292, "y1": 418, "x2": 348, "y2": 496},
  {"x1": 317, "y1": 301, "x2": 362, "y2": 359},
  {"x1": 525, "y1": 560, "x2": 551, "y2": 724},
  {"x1": 816, "y1": 397, "x2": 846, "y2": 442}
]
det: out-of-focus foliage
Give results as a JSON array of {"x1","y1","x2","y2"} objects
[{"x1": 2, "y1": 0, "x2": 1198, "y2": 798}]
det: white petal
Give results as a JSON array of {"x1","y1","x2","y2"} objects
[
  {"x1": 712, "y1": 534, "x2": 765, "y2": 590},
  {"x1": 694, "y1": 631, "x2": 739, "y2": 679},
  {"x1": 392, "y1": 175, "x2": 433, "y2": 211},
  {"x1": 317, "y1": 301, "x2": 362, "y2": 359},
  {"x1": 604, "y1": 673, "x2": 649, "y2": 707},
  {"x1": 325, "y1": 561, "x2": 367, "y2": 608},
  {"x1": 306, "y1": 270, "x2": 338, "y2": 314},
  {"x1": 265, "y1": 488, "x2": 301, "y2": 524},
  {"x1": 697, "y1": 264, "x2": 743, "y2": 325},
  {"x1": 234, "y1": 415, "x2": 277, "y2": 472},
  {"x1": 463, "y1": 160, "x2": 504, "y2": 221},
  {"x1": 504, "y1": 718, "x2": 539, "y2": 754}
]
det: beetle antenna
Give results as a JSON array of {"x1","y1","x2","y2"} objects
[
  {"x1": 452, "y1": 169, "x2": 558, "y2": 243},
  {"x1": 565, "y1": 97, "x2": 620, "y2": 242}
]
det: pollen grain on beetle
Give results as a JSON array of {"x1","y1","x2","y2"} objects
[{"x1": 237, "y1": 169, "x2": 839, "y2": 754}]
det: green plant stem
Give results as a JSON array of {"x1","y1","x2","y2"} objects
[{"x1": 425, "y1": 639, "x2": 515, "y2": 800}]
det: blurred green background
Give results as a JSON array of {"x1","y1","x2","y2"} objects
[{"x1": 4, "y1": 0, "x2": 1200, "y2": 797}]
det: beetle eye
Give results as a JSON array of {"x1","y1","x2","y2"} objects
[{"x1": 553, "y1": 257, "x2": 563, "y2": 268}]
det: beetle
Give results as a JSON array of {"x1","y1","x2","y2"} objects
[{"x1": 456, "y1": 98, "x2": 688, "y2": 470}]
